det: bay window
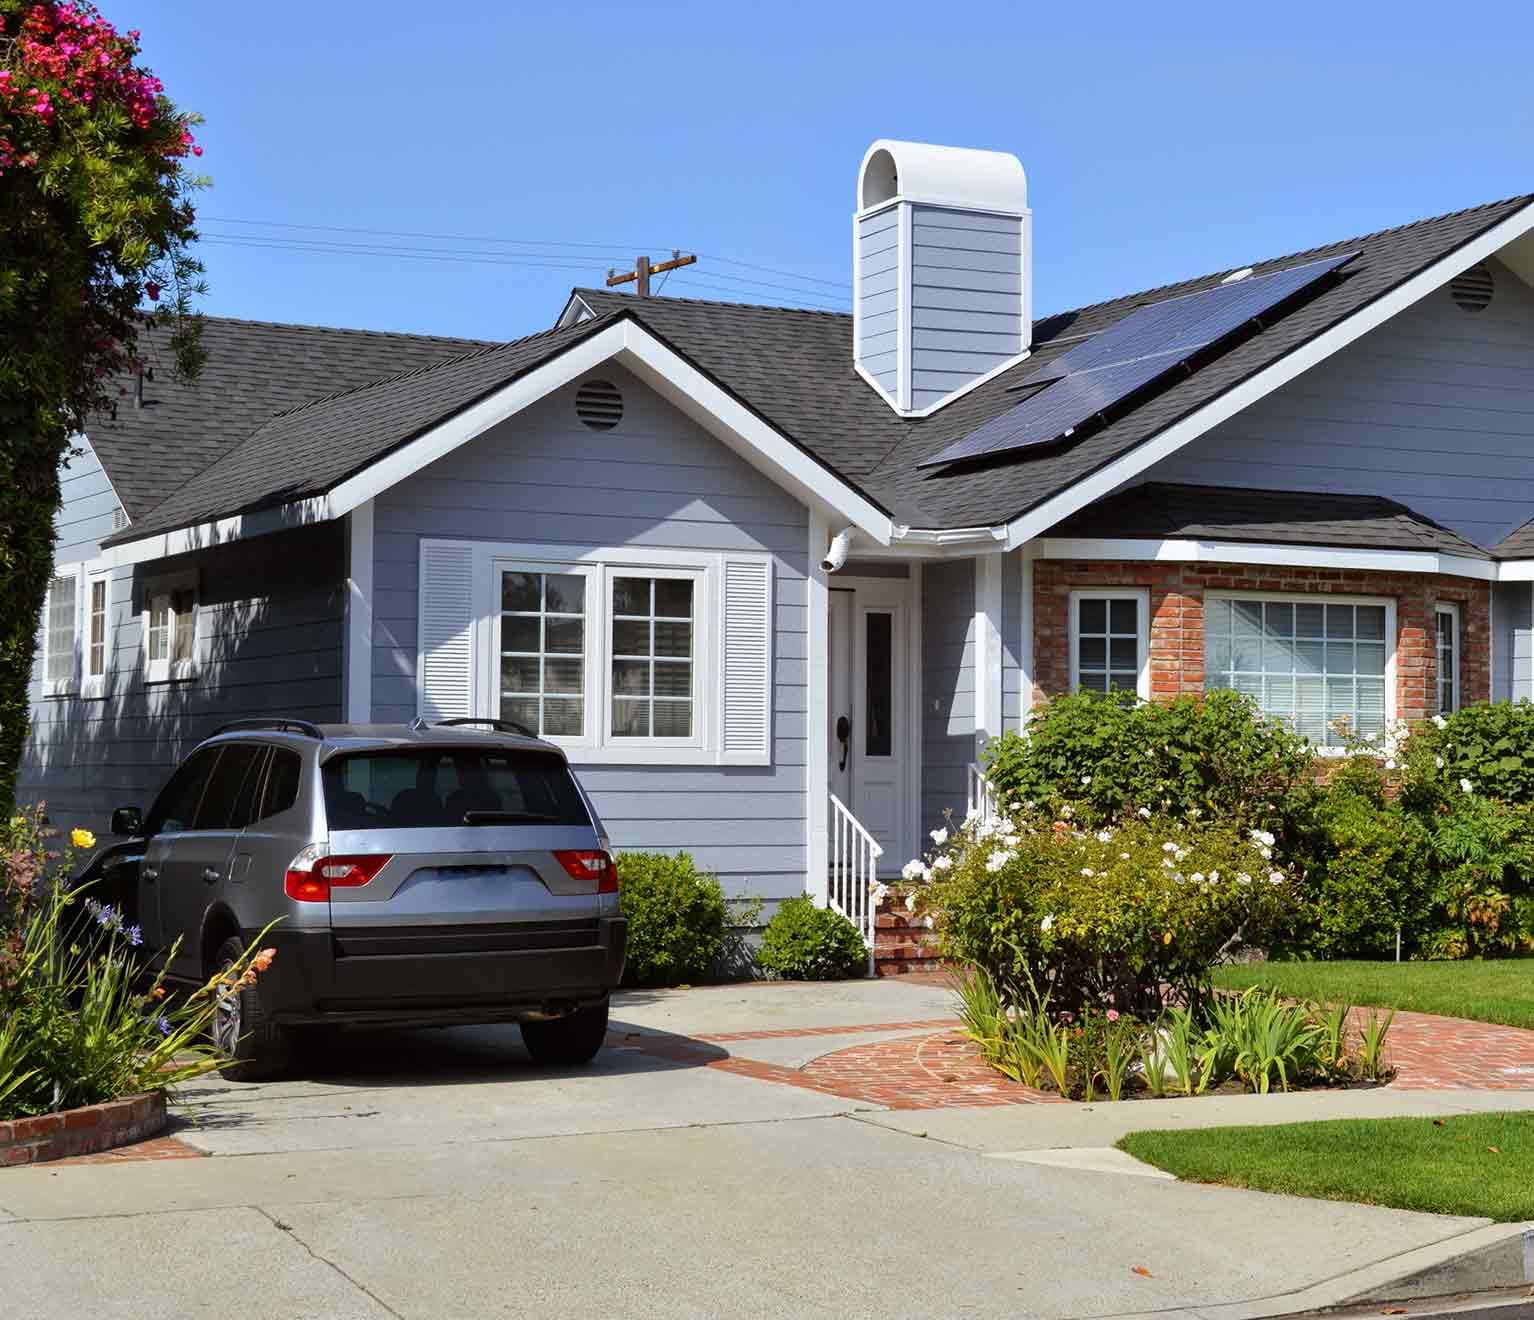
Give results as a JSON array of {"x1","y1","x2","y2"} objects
[{"x1": 1204, "y1": 594, "x2": 1391, "y2": 745}]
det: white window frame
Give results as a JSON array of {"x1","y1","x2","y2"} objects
[
  {"x1": 1068, "y1": 587, "x2": 1151, "y2": 700},
  {"x1": 475, "y1": 543, "x2": 727, "y2": 767},
  {"x1": 1204, "y1": 589, "x2": 1397, "y2": 753},
  {"x1": 42, "y1": 565, "x2": 82, "y2": 699},
  {"x1": 142, "y1": 569, "x2": 199, "y2": 685},
  {"x1": 83, "y1": 566, "x2": 113, "y2": 699},
  {"x1": 1435, "y1": 602, "x2": 1461, "y2": 715}
]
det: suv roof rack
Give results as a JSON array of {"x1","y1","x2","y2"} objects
[
  {"x1": 212, "y1": 718, "x2": 324, "y2": 739},
  {"x1": 434, "y1": 716, "x2": 539, "y2": 739}
]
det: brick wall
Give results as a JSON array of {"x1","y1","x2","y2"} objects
[{"x1": 1033, "y1": 560, "x2": 1491, "y2": 720}]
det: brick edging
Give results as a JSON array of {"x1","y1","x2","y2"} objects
[
  {"x1": 0, "y1": 1091, "x2": 167, "y2": 1168},
  {"x1": 873, "y1": 901, "x2": 945, "y2": 976}
]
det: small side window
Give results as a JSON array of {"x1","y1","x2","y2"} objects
[
  {"x1": 193, "y1": 746, "x2": 268, "y2": 831},
  {"x1": 255, "y1": 748, "x2": 303, "y2": 822}
]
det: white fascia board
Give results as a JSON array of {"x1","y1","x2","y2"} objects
[
  {"x1": 1497, "y1": 560, "x2": 1534, "y2": 581},
  {"x1": 613, "y1": 322, "x2": 894, "y2": 543},
  {"x1": 1036, "y1": 536, "x2": 1499, "y2": 581},
  {"x1": 345, "y1": 499, "x2": 374, "y2": 724},
  {"x1": 555, "y1": 292, "x2": 598, "y2": 328},
  {"x1": 1002, "y1": 200, "x2": 1534, "y2": 551},
  {"x1": 100, "y1": 497, "x2": 332, "y2": 569},
  {"x1": 894, "y1": 524, "x2": 1008, "y2": 549}
]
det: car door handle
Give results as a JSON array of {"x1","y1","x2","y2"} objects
[
  {"x1": 201, "y1": 867, "x2": 222, "y2": 884},
  {"x1": 142, "y1": 866, "x2": 159, "y2": 882}
]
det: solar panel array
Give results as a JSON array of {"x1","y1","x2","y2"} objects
[{"x1": 920, "y1": 251, "x2": 1359, "y2": 469}]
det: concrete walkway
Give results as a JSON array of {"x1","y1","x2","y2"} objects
[{"x1": 2, "y1": 978, "x2": 1530, "y2": 1320}]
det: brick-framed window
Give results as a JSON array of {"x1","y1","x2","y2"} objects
[
  {"x1": 1435, "y1": 602, "x2": 1460, "y2": 714},
  {"x1": 1068, "y1": 588, "x2": 1149, "y2": 698}
]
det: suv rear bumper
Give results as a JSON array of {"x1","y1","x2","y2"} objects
[{"x1": 248, "y1": 916, "x2": 627, "y2": 1027}]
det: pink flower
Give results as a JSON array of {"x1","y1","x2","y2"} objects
[{"x1": 1106, "y1": 1009, "x2": 1120, "y2": 1022}]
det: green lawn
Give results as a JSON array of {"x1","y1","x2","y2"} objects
[
  {"x1": 1212, "y1": 959, "x2": 1534, "y2": 1030},
  {"x1": 1119, "y1": 1113, "x2": 1534, "y2": 1221}
]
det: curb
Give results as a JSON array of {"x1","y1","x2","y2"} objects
[{"x1": 0, "y1": 1092, "x2": 167, "y2": 1168}]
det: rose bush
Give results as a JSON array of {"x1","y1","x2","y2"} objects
[{"x1": 903, "y1": 805, "x2": 1301, "y2": 1017}]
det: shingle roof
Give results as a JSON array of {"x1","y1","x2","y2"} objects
[
  {"x1": 90, "y1": 317, "x2": 494, "y2": 520},
  {"x1": 104, "y1": 316, "x2": 615, "y2": 543},
  {"x1": 1492, "y1": 518, "x2": 1534, "y2": 559},
  {"x1": 1043, "y1": 482, "x2": 1492, "y2": 559},
  {"x1": 99, "y1": 193, "x2": 1534, "y2": 548}
]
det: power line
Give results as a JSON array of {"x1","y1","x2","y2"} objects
[{"x1": 696, "y1": 252, "x2": 850, "y2": 292}]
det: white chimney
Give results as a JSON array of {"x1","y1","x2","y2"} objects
[{"x1": 853, "y1": 139, "x2": 1032, "y2": 416}]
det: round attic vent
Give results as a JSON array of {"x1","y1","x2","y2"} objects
[
  {"x1": 575, "y1": 379, "x2": 623, "y2": 430},
  {"x1": 1450, "y1": 263, "x2": 1494, "y2": 313}
]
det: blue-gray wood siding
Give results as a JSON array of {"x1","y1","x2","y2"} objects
[
  {"x1": 1001, "y1": 549, "x2": 1025, "y2": 728},
  {"x1": 922, "y1": 557, "x2": 975, "y2": 831},
  {"x1": 1147, "y1": 257, "x2": 1534, "y2": 549},
  {"x1": 53, "y1": 436, "x2": 120, "y2": 567},
  {"x1": 1493, "y1": 581, "x2": 1533, "y2": 701},
  {"x1": 370, "y1": 365, "x2": 809, "y2": 905},
  {"x1": 20, "y1": 521, "x2": 346, "y2": 833},
  {"x1": 857, "y1": 207, "x2": 899, "y2": 399},
  {"x1": 909, "y1": 205, "x2": 1023, "y2": 412}
]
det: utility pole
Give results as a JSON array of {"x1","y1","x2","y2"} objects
[{"x1": 607, "y1": 249, "x2": 696, "y2": 297}]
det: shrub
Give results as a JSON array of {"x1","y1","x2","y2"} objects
[
  {"x1": 1404, "y1": 702, "x2": 1534, "y2": 807},
  {"x1": 984, "y1": 689, "x2": 1313, "y2": 836},
  {"x1": 1, "y1": 807, "x2": 273, "y2": 1120},
  {"x1": 916, "y1": 808, "x2": 1301, "y2": 1017},
  {"x1": 756, "y1": 896, "x2": 867, "y2": 980},
  {"x1": 615, "y1": 852, "x2": 728, "y2": 986}
]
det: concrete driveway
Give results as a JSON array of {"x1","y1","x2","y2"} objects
[{"x1": 0, "y1": 978, "x2": 1518, "y2": 1319}]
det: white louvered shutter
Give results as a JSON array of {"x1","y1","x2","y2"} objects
[
  {"x1": 719, "y1": 556, "x2": 773, "y2": 764},
  {"x1": 417, "y1": 540, "x2": 476, "y2": 721}
]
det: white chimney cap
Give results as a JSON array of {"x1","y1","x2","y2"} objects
[{"x1": 857, "y1": 139, "x2": 1029, "y2": 215}]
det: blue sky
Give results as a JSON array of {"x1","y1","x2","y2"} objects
[{"x1": 133, "y1": 0, "x2": 1534, "y2": 343}]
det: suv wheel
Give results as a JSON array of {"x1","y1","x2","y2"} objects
[
  {"x1": 520, "y1": 999, "x2": 609, "y2": 1066},
  {"x1": 212, "y1": 935, "x2": 294, "y2": 1081}
]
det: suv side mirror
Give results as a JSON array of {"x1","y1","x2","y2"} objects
[{"x1": 111, "y1": 806, "x2": 144, "y2": 837}]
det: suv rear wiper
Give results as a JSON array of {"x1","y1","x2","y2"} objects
[{"x1": 462, "y1": 810, "x2": 565, "y2": 825}]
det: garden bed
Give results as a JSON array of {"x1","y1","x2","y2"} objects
[{"x1": 0, "y1": 1090, "x2": 166, "y2": 1168}]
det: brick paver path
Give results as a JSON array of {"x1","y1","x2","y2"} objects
[{"x1": 1369, "y1": 1008, "x2": 1534, "y2": 1090}]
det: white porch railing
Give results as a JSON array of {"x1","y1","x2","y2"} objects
[
  {"x1": 827, "y1": 791, "x2": 882, "y2": 949},
  {"x1": 967, "y1": 762, "x2": 999, "y2": 824}
]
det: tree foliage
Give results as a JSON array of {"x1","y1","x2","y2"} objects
[{"x1": 1, "y1": 1, "x2": 204, "y2": 807}]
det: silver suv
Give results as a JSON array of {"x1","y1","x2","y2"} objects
[{"x1": 89, "y1": 718, "x2": 626, "y2": 1079}]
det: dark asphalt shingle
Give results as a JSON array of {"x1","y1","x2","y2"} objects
[
  {"x1": 98, "y1": 194, "x2": 1534, "y2": 548},
  {"x1": 1491, "y1": 517, "x2": 1534, "y2": 559},
  {"x1": 1043, "y1": 482, "x2": 1492, "y2": 558}
]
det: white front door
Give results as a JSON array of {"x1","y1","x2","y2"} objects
[{"x1": 827, "y1": 576, "x2": 911, "y2": 873}]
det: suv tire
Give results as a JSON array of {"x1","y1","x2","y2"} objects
[
  {"x1": 212, "y1": 935, "x2": 294, "y2": 1081},
  {"x1": 520, "y1": 999, "x2": 609, "y2": 1066}
]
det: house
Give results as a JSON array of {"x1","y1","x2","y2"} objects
[{"x1": 24, "y1": 139, "x2": 1534, "y2": 946}]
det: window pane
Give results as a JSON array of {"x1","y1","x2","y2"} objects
[
  {"x1": 1295, "y1": 603, "x2": 1326, "y2": 638},
  {"x1": 1204, "y1": 597, "x2": 1231, "y2": 636},
  {"x1": 1233, "y1": 601, "x2": 1263, "y2": 636},
  {"x1": 654, "y1": 621, "x2": 692, "y2": 658},
  {"x1": 654, "y1": 579, "x2": 693, "y2": 618},
  {"x1": 613, "y1": 659, "x2": 650, "y2": 696},
  {"x1": 653, "y1": 661, "x2": 691, "y2": 697},
  {"x1": 544, "y1": 574, "x2": 585, "y2": 615},
  {"x1": 148, "y1": 595, "x2": 169, "y2": 662},
  {"x1": 1325, "y1": 641, "x2": 1354, "y2": 674},
  {"x1": 1325, "y1": 604, "x2": 1354, "y2": 639},
  {"x1": 542, "y1": 658, "x2": 583, "y2": 695},
  {"x1": 1078, "y1": 637, "x2": 1106, "y2": 669},
  {"x1": 88, "y1": 580, "x2": 107, "y2": 678},
  {"x1": 1078, "y1": 599, "x2": 1106, "y2": 633},
  {"x1": 323, "y1": 750, "x2": 590, "y2": 830},
  {"x1": 171, "y1": 589, "x2": 195, "y2": 663},
  {"x1": 612, "y1": 698, "x2": 650, "y2": 737},
  {"x1": 653, "y1": 701, "x2": 691, "y2": 738},
  {"x1": 1261, "y1": 633, "x2": 1297, "y2": 673},
  {"x1": 1357, "y1": 679, "x2": 1386, "y2": 734},
  {"x1": 46, "y1": 575, "x2": 76, "y2": 682},
  {"x1": 1263, "y1": 602, "x2": 1294, "y2": 639},
  {"x1": 1232, "y1": 637, "x2": 1262, "y2": 672},
  {"x1": 502, "y1": 616, "x2": 540, "y2": 653},
  {"x1": 502, "y1": 696, "x2": 539, "y2": 731},
  {"x1": 543, "y1": 698, "x2": 583, "y2": 736},
  {"x1": 195, "y1": 745, "x2": 267, "y2": 831},
  {"x1": 613, "y1": 577, "x2": 650, "y2": 615},
  {"x1": 1294, "y1": 639, "x2": 1325, "y2": 675},
  {"x1": 545, "y1": 617, "x2": 584, "y2": 655},
  {"x1": 1356, "y1": 607, "x2": 1386, "y2": 641},
  {"x1": 257, "y1": 749, "x2": 303, "y2": 822},
  {"x1": 501, "y1": 572, "x2": 540, "y2": 611},
  {"x1": 1206, "y1": 636, "x2": 1231, "y2": 673},
  {"x1": 865, "y1": 612, "x2": 893, "y2": 757},
  {"x1": 1356, "y1": 642, "x2": 1385, "y2": 676},
  {"x1": 1107, "y1": 670, "x2": 1139, "y2": 693},
  {"x1": 1108, "y1": 599, "x2": 1138, "y2": 635},
  {"x1": 1109, "y1": 638, "x2": 1137, "y2": 671},
  {"x1": 501, "y1": 656, "x2": 540, "y2": 692},
  {"x1": 1079, "y1": 671, "x2": 1108, "y2": 693},
  {"x1": 612, "y1": 619, "x2": 650, "y2": 656}
]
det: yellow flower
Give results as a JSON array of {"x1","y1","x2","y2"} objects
[
  {"x1": 1162, "y1": 930, "x2": 1173, "y2": 945},
  {"x1": 71, "y1": 827, "x2": 96, "y2": 850}
]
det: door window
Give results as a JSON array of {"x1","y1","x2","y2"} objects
[
  {"x1": 193, "y1": 745, "x2": 269, "y2": 830},
  {"x1": 865, "y1": 612, "x2": 893, "y2": 757},
  {"x1": 255, "y1": 748, "x2": 303, "y2": 822},
  {"x1": 145, "y1": 746, "x2": 222, "y2": 835}
]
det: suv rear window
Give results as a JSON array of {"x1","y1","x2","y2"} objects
[{"x1": 322, "y1": 749, "x2": 591, "y2": 830}]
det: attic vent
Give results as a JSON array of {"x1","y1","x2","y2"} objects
[
  {"x1": 574, "y1": 378, "x2": 623, "y2": 430},
  {"x1": 1450, "y1": 263, "x2": 1494, "y2": 313}
]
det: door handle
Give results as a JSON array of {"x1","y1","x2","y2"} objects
[
  {"x1": 201, "y1": 867, "x2": 222, "y2": 885},
  {"x1": 836, "y1": 715, "x2": 852, "y2": 772},
  {"x1": 142, "y1": 866, "x2": 159, "y2": 882}
]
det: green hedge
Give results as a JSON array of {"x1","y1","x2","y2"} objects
[
  {"x1": 756, "y1": 897, "x2": 867, "y2": 981},
  {"x1": 615, "y1": 852, "x2": 727, "y2": 986}
]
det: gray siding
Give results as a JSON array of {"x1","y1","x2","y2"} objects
[
  {"x1": 856, "y1": 207, "x2": 899, "y2": 399},
  {"x1": 53, "y1": 436, "x2": 120, "y2": 566},
  {"x1": 1148, "y1": 258, "x2": 1534, "y2": 549},
  {"x1": 909, "y1": 205, "x2": 1022, "y2": 411},
  {"x1": 21, "y1": 522, "x2": 346, "y2": 833},
  {"x1": 922, "y1": 558, "x2": 975, "y2": 831},
  {"x1": 1494, "y1": 581, "x2": 1534, "y2": 701},
  {"x1": 1001, "y1": 548, "x2": 1024, "y2": 728},
  {"x1": 371, "y1": 365, "x2": 810, "y2": 905}
]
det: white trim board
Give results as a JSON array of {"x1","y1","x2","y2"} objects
[
  {"x1": 103, "y1": 318, "x2": 895, "y2": 569},
  {"x1": 1036, "y1": 537, "x2": 1499, "y2": 582},
  {"x1": 344, "y1": 499, "x2": 374, "y2": 723}
]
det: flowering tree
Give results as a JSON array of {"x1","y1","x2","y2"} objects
[{"x1": 0, "y1": 1, "x2": 203, "y2": 808}]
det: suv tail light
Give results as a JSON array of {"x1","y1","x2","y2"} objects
[
  {"x1": 284, "y1": 845, "x2": 392, "y2": 902},
  {"x1": 553, "y1": 849, "x2": 618, "y2": 893}
]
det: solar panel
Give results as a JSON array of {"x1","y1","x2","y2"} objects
[{"x1": 919, "y1": 251, "x2": 1359, "y2": 468}]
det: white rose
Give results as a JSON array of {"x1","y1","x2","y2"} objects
[
  {"x1": 1095, "y1": 830, "x2": 1113, "y2": 843},
  {"x1": 985, "y1": 849, "x2": 1012, "y2": 874},
  {"x1": 930, "y1": 827, "x2": 948, "y2": 847},
  {"x1": 1259, "y1": 846, "x2": 1273, "y2": 861},
  {"x1": 905, "y1": 891, "x2": 918, "y2": 912},
  {"x1": 1436, "y1": 756, "x2": 1445, "y2": 769},
  {"x1": 1137, "y1": 806, "x2": 1151, "y2": 819},
  {"x1": 1060, "y1": 804, "x2": 1074, "y2": 819},
  {"x1": 1208, "y1": 870, "x2": 1219, "y2": 883},
  {"x1": 1189, "y1": 872, "x2": 1205, "y2": 885},
  {"x1": 1040, "y1": 914, "x2": 1054, "y2": 932},
  {"x1": 1236, "y1": 871, "x2": 1252, "y2": 885},
  {"x1": 1460, "y1": 779, "x2": 1474, "y2": 794},
  {"x1": 1162, "y1": 842, "x2": 1178, "y2": 853},
  {"x1": 1081, "y1": 867, "x2": 1095, "y2": 878},
  {"x1": 1432, "y1": 714, "x2": 1447, "y2": 729},
  {"x1": 1384, "y1": 759, "x2": 1396, "y2": 771},
  {"x1": 1120, "y1": 852, "x2": 1131, "y2": 860},
  {"x1": 1268, "y1": 871, "x2": 1285, "y2": 885},
  {"x1": 901, "y1": 859, "x2": 924, "y2": 881}
]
